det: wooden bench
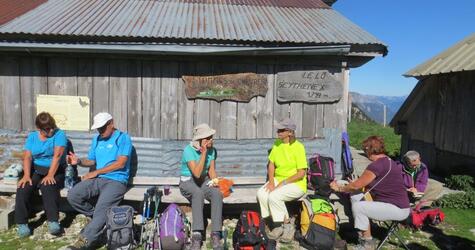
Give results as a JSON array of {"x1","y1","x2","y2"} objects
[{"x1": 0, "y1": 176, "x2": 267, "y2": 204}]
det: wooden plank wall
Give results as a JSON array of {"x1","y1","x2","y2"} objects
[
  {"x1": 0, "y1": 55, "x2": 348, "y2": 139},
  {"x1": 405, "y1": 71, "x2": 475, "y2": 157}
]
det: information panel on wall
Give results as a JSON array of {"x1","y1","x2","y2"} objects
[
  {"x1": 182, "y1": 73, "x2": 267, "y2": 102},
  {"x1": 36, "y1": 95, "x2": 90, "y2": 131},
  {"x1": 276, "y1": 70, "x2": 342, "y2": 103}
]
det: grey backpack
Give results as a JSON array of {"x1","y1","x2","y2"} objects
[{"x1": 106, "y1": 205, "x2": 136, "y2": 250}]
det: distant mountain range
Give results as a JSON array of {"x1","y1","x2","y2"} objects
[{"x1": 350, "y1": 92, "x2": 407, "y2": 124}]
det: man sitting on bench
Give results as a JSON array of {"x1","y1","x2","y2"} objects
[
  {"x1": 402, "y1": 150, "x2": 443, "y2": 207},
  {"x1": 66, "y1": 112, "x2": 133, "y2": 249}
]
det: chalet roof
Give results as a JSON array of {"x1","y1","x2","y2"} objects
[
  {"x1": 0, "y1": 0, "x2": 386, "y2": 54},
  {"x1": 405, "y1": 33, "x2": 475, "y2": 78}
]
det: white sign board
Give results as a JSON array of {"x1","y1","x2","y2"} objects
[
  {"x1": 36, "y1": 95, "x2": 90, "y2": 131},
  {"x1": 276, "y1": 70, "x2": 342, "y2": 103}
]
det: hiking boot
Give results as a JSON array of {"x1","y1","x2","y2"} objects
[
  {"x1": 211, "y1": 231, "x2": 223, "y2": 250},
  {"x1": 279, "y1": 223, "x2": 295, "y2": 243},
  {"x1": 17, "y1": 224, "x2": 31, "y2": 238},
  {"x1": 48, "y1": 221, "x2": 61, "y2": 235},
  {"x1": 65, "y1": 235, "x2": 89, "y2": 250},
  {"x1": 190, "y1": 232, "x2": 202, "y2": 250},
  {"x1": 267, "y1": 225, "x2": 283, "y2": 240},
  {"x1": 352, "y1": 237, "x2": 378, "y2": 250}
]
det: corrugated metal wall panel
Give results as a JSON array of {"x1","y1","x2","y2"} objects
[{"x1": 0, "y1": 128, "x2": 341, "y2": 178}]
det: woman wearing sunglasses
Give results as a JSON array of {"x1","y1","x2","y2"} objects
[
  {"x1": 256, "y1": 118, "x2": 308, "y2": 243},
  {"x1": 15, "y1": 112, "x2": 68, "y2": 238},
  {"x1": 179, "y1": 123, "x2": 223, "y2": 250}
]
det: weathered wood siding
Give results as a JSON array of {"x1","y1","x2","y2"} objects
[
  {"x1": 0, "y1": 55, "x2": 348, "y2": 139},
  {"x1": 400, "y1": 71, "x2": 475, "y2": 174}
]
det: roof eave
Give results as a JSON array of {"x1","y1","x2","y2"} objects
[{"x1": 0, "y1": 42, "x2": 354, "y2": 56}]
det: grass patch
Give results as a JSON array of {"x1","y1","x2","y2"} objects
[
  {"x1": 371, "y1": 208, "x2": 475, "y2": 249},
  {"x1": 442, "y1": 208, "x2": 475, "y2": 241},
  {"x1": 347, "y1": 119, "x2": 401, "y2": 158}
]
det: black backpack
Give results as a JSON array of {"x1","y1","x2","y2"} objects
[
  {"x1": 232, "y1": 211, "x2": 274, "y2": 250},
  {"x1": 106, "y1": 205, "x2": 136, "y2": 250},
  {"x1": 307, "y1": 154, "x2": 335, "y2": 198}
]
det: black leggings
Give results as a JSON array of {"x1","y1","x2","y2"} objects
[{"x1": 15, "y1": 171, "x2": 65, "y2": 224}]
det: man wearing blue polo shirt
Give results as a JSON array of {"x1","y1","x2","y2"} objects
[{"x1": 66, "y1": 112, "x2": 133, "y2": 249}]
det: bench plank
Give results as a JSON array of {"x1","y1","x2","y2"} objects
[
  {"x1": 131, "y1": 176, "x2": 266, "y2": 186},
  {"x1": 0, "y1": 179, "x2": 263, "y2": 204}
]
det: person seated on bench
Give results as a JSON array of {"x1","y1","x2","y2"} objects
[
  {"x1": 15, "y1": 112, "x2": 68, "y2": 237},
  {"x1": 402, "y1": 150, "x2": 443, "y2": 206},
  {"x1": 256, "y1": 118, "x2": 308, "y2": 243},
  {"x1": 330, "y1": 136, "x2": 410, "y2": 249},
  {"x1": 66, "y1": 112, "x2": 133, "y2": 249},
  {"x1": 179, "y1": 123, "x2": 223, "y2": 250}
]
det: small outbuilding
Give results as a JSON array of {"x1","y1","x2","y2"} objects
[{"x1": 391, "y1": 33, "x2": 475, "y2": 176}]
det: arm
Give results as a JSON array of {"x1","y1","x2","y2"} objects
[
  {"x1": 333, "y1": 170, "x2": 376, "y2": 193},
  {"x1": 186, "y1": 143, "x2": 210, "y2": 179},
  {"x1": 68, "y1": 152, "x2": 96, "y2": 167},
  {"x1": 18, "y1": 150, "x2": 33, "y2": 188},
  {"x1": 265, "y1": 161, "x2": 276, "y2": 191},
  {"x1": 82, "y1": 156, "x2": 128, "y2": 180},
  {"x1": 41, "y1": 146, "x2": 65, "y2": 185},
  {"x1": 276, "y1": 169, "x2": 306, "y2": 188},
  {"x1": 415, "y1": 166, "x2": 429, "y2": 192},
  {"x1": 208, "y1": 160, "x2": 217, "y2": 179}
]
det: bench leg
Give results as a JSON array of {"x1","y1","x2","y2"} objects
[{"x1": 0, "y1": 209, "x2": 15, "y2": 230}]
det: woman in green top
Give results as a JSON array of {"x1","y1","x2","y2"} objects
[
  {"x1": 256, "y1": 118, "x2": 308, "y2": 242},
  {"x1": 179, "y1": 123, "x2": 223, "y2": 250}
]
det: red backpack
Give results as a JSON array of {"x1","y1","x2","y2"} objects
[
  {"x1": 232, "y1": 211, "x2": 271, "y2": 250},
  {"x1": 409, "y1": 203, "x2": 445, "y2": 229}
]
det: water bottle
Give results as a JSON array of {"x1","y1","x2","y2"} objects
[{"x1": 65, "y1": 164, "x2": 75, "y2": 190}]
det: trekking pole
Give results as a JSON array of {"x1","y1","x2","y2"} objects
[
  {"x1": 140, "y1": 192, "x2": 149, "y2": 246},
  {"x1": 152, "y1": 187, "x2": 164, "y2": 250}
]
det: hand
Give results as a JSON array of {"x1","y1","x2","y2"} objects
[
  {"x1": 67, "y1": 152, "x2": 79, "y2": 165},
  {"x1": 408, "y1": 187, "x2": 418, "y2": 193},
  {"x1": 17, "y1": 176, "x2": 32, "y2": 188},
  {"x1": 264, "y1": 181, "x2": 275, "y2": 192},
  {"x1": 40, "y1": 175, "x2": 56, "y2": 185},
  {"x1": 81, "y1": 171, "x2": 98, "y2": 180},
  {"x1": 330, "y1": 180, "x2": 340, "y2": 192}
]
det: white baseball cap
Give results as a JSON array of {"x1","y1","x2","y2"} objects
[{"x1": 91, "y1": 112, "x2": 113, "y2": 130}]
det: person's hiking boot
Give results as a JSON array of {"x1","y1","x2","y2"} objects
[
  {"x1": 17, "y1": 224, "x2": 31, "y2": 238},
  {"x1": 65, "y1": 235, "x2": 89, "y2": 250},
  {"x1": 267, "y1": 225, "x2": 283, "y2": 240},
  {"x1": 211, "y1": 231, "x2": 224, "y2": 250},
  {"x1": 353, "y1": 237, "x2": 378, "y2": 250},
  {"x1": 48, "y1": 221, "x2": 61, "y2": 235},
  {"x1": 190, "y1": 232, "x2": 202, "y2": 250},
  {"x1": 279, "y1": 223, "x2": 295, "y2": 243}
]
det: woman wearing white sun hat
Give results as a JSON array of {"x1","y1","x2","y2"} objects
[{"x1": 179, "y1": 123, "x2": 223, "y2": 250}]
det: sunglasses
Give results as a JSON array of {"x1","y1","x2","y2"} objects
[
  {"x1": 203, "y1": 135, "x2": 213, "y2": 140},
  {"x1": 97, "y1": 121, "x2": 111, "y2": 134},
  {"x1": 277, "y1": 129, "x2": 289, "y2": 133},
  {"x1": 41, "y1": 127, "x2": 53, "y2": 133}
]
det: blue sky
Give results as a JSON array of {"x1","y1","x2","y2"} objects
[{"x1": 333, "y1": 0, "x2": 475, "y2": 96}]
